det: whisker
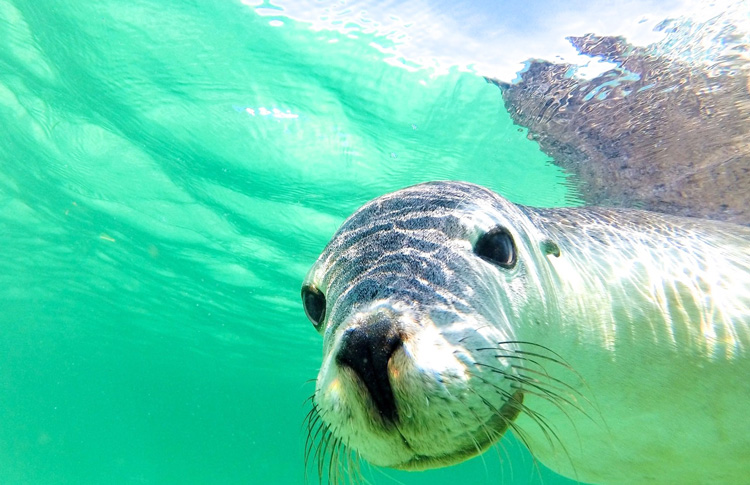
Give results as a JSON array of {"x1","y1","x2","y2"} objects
[
  {"x1": 317, "y1": 425, "x2": 337, "y2": 480},
  {"x1": 511, "y1": 365, "x2": 598, "y2": 418},
  {"x1": 327, "y1": 436, "x2": 340, "y2": 484},
  {"x1": 463, "y1": 383, "x2": 547, "y2": 484},
  {"x1": 475, "y1": 341, "x2": 592, "y2": 399},
  {"x1": 475, "y1": 363, "x2": 561, "y2": 402},
  {"x1": 304, "y1": 416, "x2": 324, "y2": 471},
  {"x1": 466, "y1": 366, "x2": 581, "y2": 481},
  {"x1": 303, "y1": 398, "x2": 362, "y2": 485},
  {"x1": 475, "y1": 361, "x2": 592, "y2": 439},
  {"x1": 497, "y1": 340, "x2": 587, "y2": 383},
  {"x1": 474, "y1": 339, "x2": 601, "y2": 424},
  {"x1": 471, "y1": 371, "x2": 560, "y2": 451},
  {"x1": 492, "y1": 340, "x2": 604, "y2": 434},
  {"x1": 474, "y1": 350, "x2": 549, "y2": 373}
]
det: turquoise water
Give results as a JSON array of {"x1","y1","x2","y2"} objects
[{"x1": 0, "y1": 1, "x2": 586, "y2": 483}]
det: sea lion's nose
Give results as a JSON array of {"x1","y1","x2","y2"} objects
[{"x1": 336, "y1": 317, "x2": 402, "y2": 424}]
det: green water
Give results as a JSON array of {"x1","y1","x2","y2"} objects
[{"x1": 0, "y1": 1, "x2": 578, "y2": 483}]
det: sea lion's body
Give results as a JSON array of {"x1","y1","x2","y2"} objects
[
  {"x1": 302, "y1": 181, "x2": 750, "y2": 483},
  {"x1": 514, "y1": 204, "x2": 750, "y2": 482}
]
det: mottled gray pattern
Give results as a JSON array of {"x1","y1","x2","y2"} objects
[{"x1": 316, "y1": 182, "x2": 493, "y2": 342}]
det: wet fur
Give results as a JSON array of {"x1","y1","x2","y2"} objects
[{"x1": 303, "y1": 181, "x2": 750, "y2": 483}]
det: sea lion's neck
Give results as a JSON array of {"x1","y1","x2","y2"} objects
[{"x1": 523, "y1": 206, "x2": 750, "y2": 360}]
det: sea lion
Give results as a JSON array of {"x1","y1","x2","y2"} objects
[{"x1": 301, "y1": 181, "x2": 750, "y2": 484}]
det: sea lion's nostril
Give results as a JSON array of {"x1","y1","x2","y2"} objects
[{"x1": 336, "y1": 318, "x2": 402, "y2": 424}]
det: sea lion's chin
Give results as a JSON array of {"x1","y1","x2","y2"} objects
[{"x1": 390, "y1": 389, "x2": 525, "y2": 471}]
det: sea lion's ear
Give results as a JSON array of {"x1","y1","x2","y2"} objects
[{"x1": 541, "y1": 239, "x2": 561, "y2": 257}]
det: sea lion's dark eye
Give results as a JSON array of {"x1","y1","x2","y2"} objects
[
  {"x1": 301, "y1": 285, "x2": 326, "y2": 329},
  {"x1": 474, "y1": 227, "x2": 517, "y2": 269}
]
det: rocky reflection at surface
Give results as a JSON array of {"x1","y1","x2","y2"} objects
[{"x1": 492, "y1": 11, "x2": 750, "y2": 225}]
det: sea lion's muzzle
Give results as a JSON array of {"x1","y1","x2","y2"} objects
[{"x1": 336, "y1": 316, "x2": 403, "y2": 424}]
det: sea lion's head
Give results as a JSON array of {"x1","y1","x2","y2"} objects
[{"x1": 302, "y1": 181, "x2": 560, "y2": 472}]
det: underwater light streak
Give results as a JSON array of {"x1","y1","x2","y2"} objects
[{"x1": 244, "y1": 107, "x2": 299, "y2": 119}]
